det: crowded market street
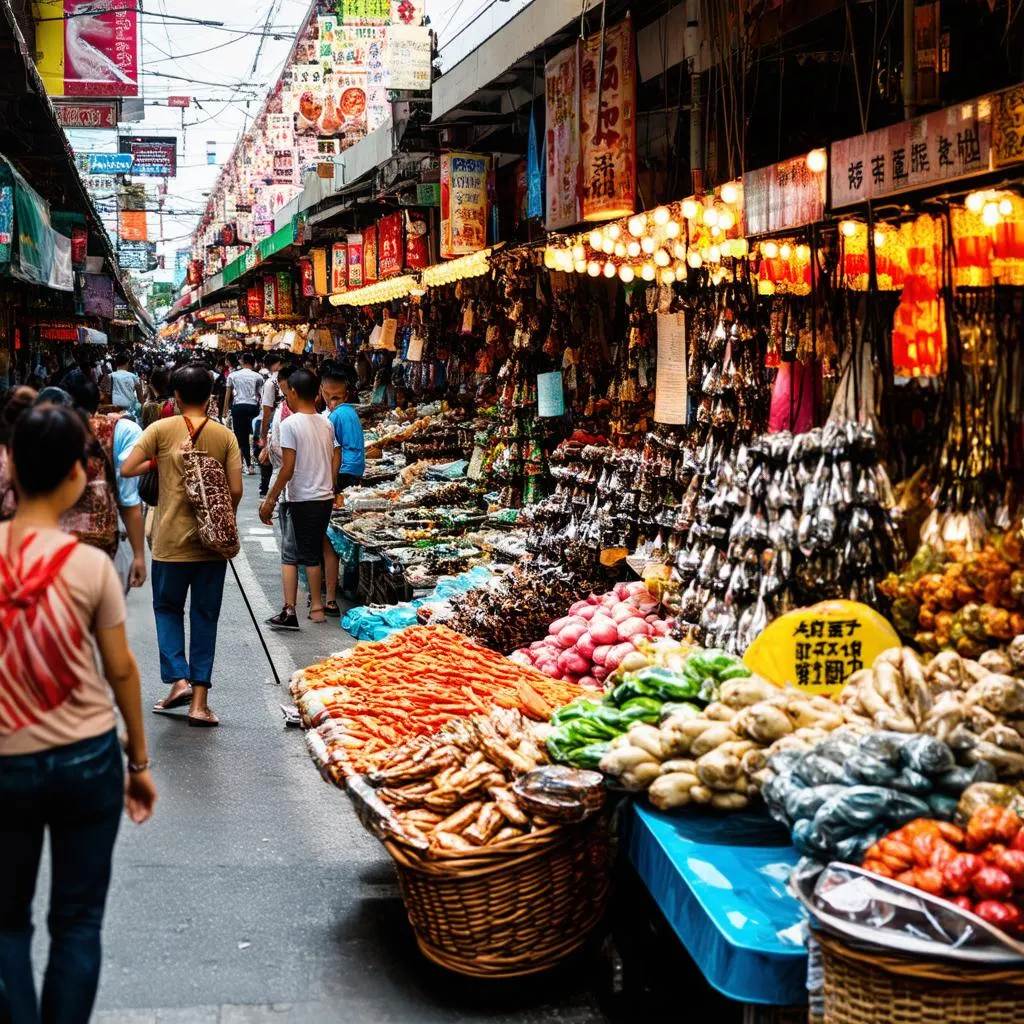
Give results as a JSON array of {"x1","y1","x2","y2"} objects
[{"x1": 79, "y1": 488, "x2": 600, "y2": 1024}]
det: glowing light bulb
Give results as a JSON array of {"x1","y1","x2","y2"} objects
[
  {"x1": 965, "y1": 192, "x2": 985, "y2": 214},
  {"x1": 628, "y1": 214, "x2": 646, "y2": 237},
  {"x1": 762, "y1": 241, "x2": 778, "y2": 258},
  {"x1": 779, "y1": 244, "x2": 792, "y2": 260},
  {"x1": 588, "y1": 231, "x2": 602, "y2": 251},
  {"x1": 795, "y1": 244, "x2": 809, "y2": 261},
  {"x1": 733, "y1": 237, "x2": 749, "y2": 256},
  {"x1": 543, "y1": 248, "x2": 556, "y2": 269},
  {"x1": 720, "y1": 240, "x2": 733, "y2": 257},
  {"x1": 574, "y1": 259, "x2": 587, "y2": 274},
  {"x1": 573, "y1": 243, "x2": 586, "y2": 262},
  {"x1": 710, "y1": 225, "x2": 722, "y2": 238},
  {"x1": 873, "y1": 230, "x2": 886, "y2": 249},
  {"x1": 758, "y1": 279, "x2": 776, "y2": 295},
  {"x1": 982, "y1": 202, "x2": 1001, "y2": 227},
  {"x1": 703, "y1": 208, "x2": 719, "y2": 227},
  {"x1": 602, "y1": 237, "x2": 615, "y2": 254},
  {"x1": 607, "y1": 223, "x2": 621, "y2": 240},
  {"x1": 806, "y1": 148, "x2": 827, "y2": 174},
  {"x1": 641, "y1": 236, "x2": 656, "y2": 254},
  {"x1": 718, "y1": 209, "x2": 735, "y2": 230},
  {"x1": 720, "y1": 182, "x2": 739, "y2": 205},
  {"x1": 587, "y1": 261, "x2": 601, "y2": 277},
  {"x1": 682, "y1": 199, "x2": 699, "y2": 220},
  {"x1": 999, "y1": 198, "x2": 1014, "y2": 217},
  {"x1": 614, "y1": 242, "x2": 627, "y2": 258},
  {"x1": 841, "y1": 220, "x2": 857, "y2": 238},
  {"x1": 627, "y1": 240, "x2": 641, "y2": 258},
  {"x1": 619, "y1": 265, "x2": 635, "y2": 283},
  {"x1": 654, "y1": 248, "x2": 671, "y2": 267},
  {"x1": 673, "y1": 243, "x2": 687, "y2": 261},
  {"x1": 708, "y1": 245, "x2": 721, "y2": 263},
  {"x1": 660, "y1": 268, "x2": 676, "y2": 285},
  {"x1": 687, "y1": 250, "x2": 702, "y2": 269},
  {"x1": 653, "y1": 206, "x2": 671, "y2": 226},
  {"x1": 675, "y1": 263, "x2": 687, "y2": 281},
  {"x1": 665, "y1": 220, "x2": 681, "y2": 239},
  {"x1": 641, "y1": 263, "x2": 656, "y2": 281},
  {"x1": 603, "y1": 261, "x2": 617, "y2": 279}
]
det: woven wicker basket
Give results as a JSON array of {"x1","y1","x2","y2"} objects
[
  {"x1": 384, "y1": 815, "x2": 610, "y2": 978},
  {"x1": 817, "y1": 931, "x2": 1024, "y2": 1024}
]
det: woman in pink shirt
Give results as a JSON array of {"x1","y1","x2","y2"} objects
[{"x1": 0, "y1": 406, "x2": 156, "y2": 1023}]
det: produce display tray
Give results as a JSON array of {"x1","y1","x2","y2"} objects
[{"x1": 626, "y1": 803, "x2": 807, "y2": 1006}]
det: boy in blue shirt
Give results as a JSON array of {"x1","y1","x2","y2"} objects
[{"x1": 319, "y1": 367, "x2": 364, "y2": 615}]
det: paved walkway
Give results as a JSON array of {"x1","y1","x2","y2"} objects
[{"x1": 30, "y1": 487, "x2": 601, "y2": 1024}]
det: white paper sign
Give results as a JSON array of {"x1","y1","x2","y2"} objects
[
  {"x1": 406, "y1": 331, "x2": 424, "y2": 361},
  {"x1": 537, "y1": 371, "x2": 565, "y2": 418},
  {"x1": 387, "y1": 26, "x2": 432, "y2": 91},
  {"x1": 655, "y1": 313, "x2": 687, "y2": 425}
]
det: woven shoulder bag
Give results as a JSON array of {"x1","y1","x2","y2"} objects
[{"x1": 180, "y1": 418, "x2": 240, "y2": 559}]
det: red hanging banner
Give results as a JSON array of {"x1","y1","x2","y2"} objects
[
  {"x1": 363, "y1": 225, "x2": 378, "y2": 283},
  {"x1": 545, "y1": 42, "x2": 581, "y2": 230},
  {"x1": 247, "y1": 283, "x2": 265, "y2": 319},
  {"x1": 405, "y1": 210, "x2": 429, "y2": 269},
  {"x1": 377, "y1": 212, "x2": 403, "y2": 278},
  {"x1": 299, "y1": 258, "x2": 315, "y2": 298},
  {"x1": 579, "y1": 16, "x2": 637, "y2": 222},
  {"x1": 330, "y1": 241, "x2": 348, "y2": 293}
]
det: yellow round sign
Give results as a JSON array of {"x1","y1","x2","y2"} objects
[{"x1": 742, "y1": 600, "x2": 901, "y2": 696}]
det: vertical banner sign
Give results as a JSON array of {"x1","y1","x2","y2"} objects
[
  {"x1": 993, "y1": 85, "x2": 1024, "y2": 168},
  {"x1": 330, "y1": 241, "x2": 348, "y2": 293},
  {"x1": 545, "y1": 43, "x2": 581, "y2": 230},
  {"x1": 247, "y1": 284, "x2": 265, "y2": 319},
  {"x1": 263, "y1": 275, "x2": 278, "y2": 318},
  {"x1": 346, "y1": 234, "x2": 364, "y2": 287},
  {"x1": 440, "y1": 152, "x2": 490, "y2": 259},
  {"x1": 363, "y1": 225, "x2": 378, "y2": 283},
  {"x1": 311, "y1": 247, "x2": 329, "y2": 296},
  {"x1": 580, "y1": 16, "x2": 637, "y2": 222},
  {"x1": 118, "y1": 210, "x2": 147, "y2": 241},
  {"x1": 377, "y1": 212, "x2": 404, "y2": 278},
  {"x1": 526, "y1": 105, "x2": 543, "y2": 221},
  {"x1": 299, "y1": 259, "x2": 315, "y2": 298},
  {"x1": 404, "y1": 210, "x2": 429, "y2": 269},
  {"x1": 830, "y1": 94, "x2": 994, "y2": 207},
  {"x1": 0, "y1": 185, "x2": 13, "y2": 264},
  {"x1": 655, "y1": 313, "x2": 688, "y2": 425},
  {"x1": 276, "y1": 271, "x2": 294, "y2": 316},
  {"x1": 35, "y1": 1, "x2": 140, "y2": 98}
]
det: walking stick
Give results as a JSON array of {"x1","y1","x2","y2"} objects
[{"x1": 228, "y1": 558, "x2": 283, "y2": 686}]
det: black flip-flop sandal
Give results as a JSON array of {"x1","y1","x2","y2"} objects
[
  {"x1": 153, "y1": 687, "x2": 193, "y2": 714},
  {"x1": 323, "y1": 601, "x2": 341, "y2": 617},
  {"x1": 187, "y1": 712, "x2": 220, "y2": 728}
]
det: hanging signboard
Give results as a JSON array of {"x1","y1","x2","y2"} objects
[
  {"x1": 119, "y1": 136, "x2": 177, "y2": 177},
  {"x1": 440, "y1": 152, "x2": 489, "y2": 259},
  {"x1": 117, "y1": 240, "x2": 153, "y2": 270},
  {"x1": 54, "y1": 100, "x2": 118, "y2": 129},
  {"x1": 830, "y1": 94, "x2": 994, "y2": 208},
  {"x1": 387, "y1": 26, "x2": 432, "y2": 91},
  {"x1": 167, "y1": 96, "x2": 191, "y2": 108},
  {"x1": 87, "y1": 152, "x2": 133, "y2": 175},
  {"x1": 34, "y1": 0, "x2": 140, "y2": 98},
  {"x1": 118, "y1": 210, "x2": 147, "y2": 241},
  {"x1": 377, "y1": 212, "x2": 404, "y2": 278},
  {"x1": 337, "y1": 0, "x2": 389, "y2": 24},
  {"x1": 276, "y1": 271, "x2": 294, "y2": 316},
  {"x1": 545, "y1": 43, "x2": 581, "y2": 231},
  {"x1": 404, "y1": 210, "x2": 429, "y2": 269},
  {"x1": 744, "y1": 153, "x2": 827, "y2": 235},
  {"x1": 655, "y1": 313, "x2": 688, "y2": 425},
  {"x1": 580, "y1": 16, "x2": 637, "y2": 222},
  {"x1": 247, "y1": 283, "x2": 265, "y2": 318},
  {"x1": 330, "y1": 241, "x2": 348, "y2": 293},
  {"x1": 537, "y1": 372, "x2": 566, "y2": 418},
  {"x1": 346, "y1": 234, "x2": 364, "y2": 287},
  {"x1": 993, "y1": 84, "x2": 1024, "y2": 169},
  {"x1": 311, "y1": 247, "x2": 329, "y2": 296},
  {"x1": 363, "y1": 225, "x2": 378, "y2": 283}
]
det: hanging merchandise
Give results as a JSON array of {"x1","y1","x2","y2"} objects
[
  {"x1": 405, "y1": 209, "x2": 429, "y2": 269},
  {"x1": 363, "y1": 224, "x2": 378, "y2": 282},
  {"x1": 247, "y1": 283, "x2": 265, "y2": 318},
  {"x1": 276, "y1": 271, "x2": 294, "y2": 316},
  {"x1": 579, "y1": 16, "x2": 637, "y2": 222},
  {"x1": 378, "y1": 212, "x2": 403, "y2": 277},
  {"x1": 347, "y1": 234, "x2": 364, "y2": 288},
  {"x1": 311, "y1": 247, "x2": 329, "y2": 296},
  {"x1": 544, "y1": 42, "x2": 581, "y2": 230},
  {"x1": 440, "y1": 152, "x2": 490, "y2": 259},
  {"x1": 331, "y1": 240, "x2": 348, "y2": 293},
  {"x1": 299, "y1": 258, "x2": 315, "y2": 298},
  {"x1": 263, "y1": 274, "x2": 277, "y2": 318}
]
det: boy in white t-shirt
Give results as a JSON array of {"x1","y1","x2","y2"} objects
[{"x1": 259, "y1": 368, "x2": 338, "y2": 630}]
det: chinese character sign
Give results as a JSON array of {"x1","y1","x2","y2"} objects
[
  {"x1": 347, "y1": 234, "x2": 364, "y2": 287},
  {"x1": 35, "y1": 1, "x2": 139, "y2": 98},
  {"x1": 545, "y1": 43, "x2": 581, "y2": 231},
  {"x1": 440, "y1": 152, "x2": 490, "y2": 259},
  {"x1": 363, "y1": 224, "x2": 378, "y2": 282},
  {"x1": 993, "y1": 84, "x2": 1024, "y2": 169},
  {"x1": 377, "y1": 212, "x2": 403, "y2": 278},
  {"x1": 338, "y1": 0, "x2": 389, "y2": 24},
  {"x1": 387, "y1": 26, "x2": 431, "y2": 91},
  {"x1": 831, "y1": 96, "x2": 993, "y2": 207},
  {"x1": 743, "y1": 153, "x2": 826, "y2": 236},
  {"x1": 742, "y1": 600, "x2": 902, "y2": 697},
  {"x1": 330, "y1": 241, "x2": 348, "y2": 293},
  {"x1": 580, "y1": 16, "x2": 636, "y2": 222}
]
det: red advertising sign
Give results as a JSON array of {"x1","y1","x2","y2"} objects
[
  {"x1": 743, "y1": 154, "x2": 827, "y2": 236},
  {"x1": 545, "y1": 43, "x2": 581, "y2": 230},
  {"x1": 299, "y1": 259, "x2": 315, "y2": 298},
  {"x1": 331, "y1": 241, "x2": 348, "y2": 293},
  {"x1": 247, "y1": 284, "x2": 265, "y2": 319},
  {"x1": 167, "y1": 96, "x2": 191, "y2": 108},
  {"x1": 347, "y1": 235, "x2": 364, "y2": 288},
  {"x1": 377, "y1": 213, "x2": 403, "y2": 278},
  {"x1": 36, "y1": 1, "x2": 139, "y2": 98},
  {"x1": 363, "y1": 225, "x2": 378, "y2": 283},
  {"x1": 53, "y1": 100, "x2": 118, "y2": 129},
  {"x1": 580, "y1": 16, "x2": 636, "y2": 222},
  {"x1": 405, "y1": 210, "x2": 429, "y2": 269}
]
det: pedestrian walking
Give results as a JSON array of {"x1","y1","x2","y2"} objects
[
  {"x1": 108, "y1": 351, "x2": 144, "y2": 414},
  {"x1": 121, "y1": 364, "x2": 243, "y2": 727},
  {"x1": 223, "y1": 353, "x2": 263, "y2": 473},
  {"x1": 320, "y1": 367, "x2": 365, "y2": 617},
  {"x1": 0, "y1": 405, "x2": 156, "y2": 1024},
  {"x1": 260, "y1": 368, "x2": 336, "y2": 630},
  {"x1": 257, "y1": 363, "x2": 295, "y2": 500}
]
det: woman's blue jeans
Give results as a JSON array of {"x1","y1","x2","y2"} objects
[{"x1": 0, "y1": 730, "x2": 123, "y2": 1024}]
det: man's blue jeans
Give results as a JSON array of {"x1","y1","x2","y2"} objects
[
  {"x1": 0, "y1": 730, "x2": 123, "y2": 1024},
  {"x1": 151, "y1": 559, "x2": 228, "y2": 687}
]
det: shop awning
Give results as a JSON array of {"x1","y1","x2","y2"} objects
[
  {"x1": 220, "y1": 220, "x2": 297, "y2": 288},
  {"x1": 0, "y1": 154, "x2": 73, "y2": 292}
]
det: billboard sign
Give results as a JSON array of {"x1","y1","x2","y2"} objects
[
  {"x1": 87, "y1": 152, "x2": 133, "y2": 174},
  {"x1": 167, "y1": 96, "x2": 191, "y2": 108},
  {"x1": 119, "y1": 136, "x2": 177, "y2": 177},
  {"x1": 117, "y1": 240, "x2": 154, "y2": 270},
  {"x1": 35, "y1": 1, "x2": 140, "y2": 98},
  {"x1": 54, "y1": 100, "x2": 119, "y2": 129}
]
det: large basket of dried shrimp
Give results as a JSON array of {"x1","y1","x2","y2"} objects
[{"x1": 348, "y1": 709, "x2": 610, "y2": 978}]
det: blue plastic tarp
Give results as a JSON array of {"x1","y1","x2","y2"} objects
[{"x1": 627, "y1": 803, "x2": 807, "y2": 1006}]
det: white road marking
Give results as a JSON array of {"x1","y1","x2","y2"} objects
[
  {"x1": 246, "y1": 526, "x2": 274, "y2": 535},
  {"x1": 258, "y1": 538, "x2": 279, "y2": 552}
]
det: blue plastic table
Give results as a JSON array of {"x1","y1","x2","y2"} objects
[{"x1": 626, "y1": 803, "x2": 808, "y2": 1006}]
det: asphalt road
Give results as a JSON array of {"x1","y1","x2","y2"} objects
[{"x1": 29, "y1": 486, "x2": 603, "y2": 1024}]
